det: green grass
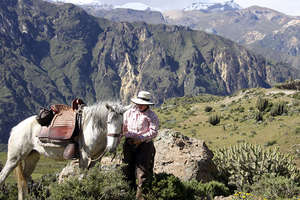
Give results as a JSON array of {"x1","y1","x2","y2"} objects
[
  {"x1": 0, "y1": 152, "x2": 67, "y2": 184},
  {"x1": 0, "y1": 87, "x2": 299, "y2": 185},
  {"x1": 155, "y1": 87, "x2": 300, "y2": 168}
]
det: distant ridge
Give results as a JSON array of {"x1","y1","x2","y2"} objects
[
  {"x1": 184, "y1": 0, "x2": 241, "y2": 12},
  {"x1": 45, "y1": 0, "x2": 102, "y2": 6},
  {"x1": 114, "y1": 2, "x2": 161, "y2": 11}
]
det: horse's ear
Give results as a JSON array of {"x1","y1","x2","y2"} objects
[
  {"x1": 121, "y1": 104, "x2": 132, "y2": 114},
  {"x1": 105, "y1": 103, "x2": 113, "y2": 111}
]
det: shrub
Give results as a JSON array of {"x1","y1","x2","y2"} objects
[
  {"x1": 255, "y1": 111, "x2": 263, "y2": 122},
  {"x1": 28, "y1": 174, "x2": 57, "y2": 200},
  {"x1": 291, "y1": 92, "x2": 300, "y2": 100},
  {"x1": 256, "y1": 97, "x2": 268, "y2": 112},
  {"x1": 0, "y1": 183, "x2": 18, "y2": 200},
  {"x1": 213, "y1": 143, "x2": 300, "y2": 190},
  {"x1": 47, "y1": 165, "x2": 134, "y2": 200},
  {"x1": 248, "y1": 174, "x2": 300, "y2": 199},
  {"x1": 295, "y1": 127, "x2": 300, "y2": 135},
  {"x1": 204, "y1": 106, "x2": 213, "y2": 112},
  {"x1": 0, "y1": 170, "x2": 230, "y2": 200},
  {"x1": 146, "y1": 174, "x2": 230, "y2": 200},
  {"x1": 208, "y1": 114, "x2": 220, "y2": 126},
  {"x1": 238, "y1": 106, "x2": 244, "y2": 113},
  {"x1": 270, "y1": 102, "x2": 287, "y2": 116},
  {"x1": 264, "y1": 140, "x2": 277, "y2": 147},
  {"x1": 185, "y1": 180, "x2": 230, "y2": 199},
  {"x1": 145, "y1": 173, "x2": 195, "y2": 200}
]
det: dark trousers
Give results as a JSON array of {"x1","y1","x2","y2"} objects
[{"x1": 122, "y1": 138, "x2": 156, "y2": 193}]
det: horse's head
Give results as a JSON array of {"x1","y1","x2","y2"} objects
[{"x1": 105, "y1": 103, "x2": 128, "y2": 152}]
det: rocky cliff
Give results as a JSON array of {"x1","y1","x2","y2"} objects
[
  {"x1": 164, "y1": 6, "x2": 300, "y2": 69},
  {"x1": 82, "y1": 6, "x2": 166, "y2": 25},
  {"x1": 76, "y1": 4, "x2": 300, "y2": 70}
]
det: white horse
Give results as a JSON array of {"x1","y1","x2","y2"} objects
[{"x1": 0, "y1": 101, "x2": 128, "y2": 200}]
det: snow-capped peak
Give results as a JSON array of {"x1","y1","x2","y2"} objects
[
  {"x1": 114, "y1": 2, "x2": 161, "y2": 12},
  {"x1": 184, "y1": 0, "x2": 241, "y2": 12},
  {"x1": 45, "y1": 0, "x2": 102, "y2": 6}
]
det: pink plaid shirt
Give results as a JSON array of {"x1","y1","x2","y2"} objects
[{"x1": 123, "y1": 105, "x2": 159, "y2": 142}]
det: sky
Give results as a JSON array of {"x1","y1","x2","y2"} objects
[{"x1": 99, "y1": 0, "x2": 300, "y2": 16}]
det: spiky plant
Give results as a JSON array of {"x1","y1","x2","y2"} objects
[
  {"x1": 213, "y1": 143, "x2": 300, "y2": 190},
  {"x1": 208, "y1": 114, "x2": 220, "y2": 126},
  {"x1": 256, "y1": 97, "x2": 268, "y2": 112}
]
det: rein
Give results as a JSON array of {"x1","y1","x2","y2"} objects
[
  {"x1": 106, "y1": 133, "x2": 121, "y2": 161},
  {"x1": 76, "y1": 104, "x2": 85, "y2": 134},
  {"x1": 87, "y1": 147, "x2": 108, "y2": 169},
  {"x1": 86, "y1": 132, "x2": 121, "y2": 168},
  {"x1": 107, "y1": 133, "x2": 121, "y2": 137}
]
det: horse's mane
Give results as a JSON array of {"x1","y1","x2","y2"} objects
[{"x1": 82, "y1": 101, "x2": 123, "y2": 132}]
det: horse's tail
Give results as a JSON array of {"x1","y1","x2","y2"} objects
[{"x1": 15, "y1": 161, "x2": 28, "y2": 199}]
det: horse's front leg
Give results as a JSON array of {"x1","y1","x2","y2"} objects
[
  {"x1": 58, "y1": 142, "x2": 89, "y2": 183},
  {"x1": 78, "y1": 141, "x2": 89, "y2": 169}
]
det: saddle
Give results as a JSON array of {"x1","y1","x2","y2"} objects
[
  {"x1": 37, "y1": 98, "x2": 85, "y2": 159},
  {"x1": 39, "y1": 104, "x2": 76, "y2": 140}
]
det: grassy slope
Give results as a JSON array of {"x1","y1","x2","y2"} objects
[
  {"x1": 0, "y1": 87, "x2": 299, "y2": 184},
  {"x1": 0, "y1": 152, "x2": 67, "y2": 183},
  {"x1": 154, "y1": 87, "x2": 300, "y2": 168}
]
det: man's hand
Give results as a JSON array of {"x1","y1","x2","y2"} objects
[
  {"x1": 127, "y1": 138, "x2": 141, "y2": 146},
  {"x1": 133, "y1": 140, "x2": 142, "y2": 145}
]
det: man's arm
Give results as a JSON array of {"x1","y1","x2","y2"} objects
[{"x1": 125, "y1": 111, "x2": 159, "y2": 142}]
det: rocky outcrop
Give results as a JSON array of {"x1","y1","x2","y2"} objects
[
  {"x1": 154, "y1": 129, "x2": 217, "y2": 182},
  {"x1": 58, "y1": 129, "x2": 218, "y2": 183}
]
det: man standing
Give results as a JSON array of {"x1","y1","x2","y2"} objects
[{"x1": 122, "y1": 91, "x2": 159, "y2": 200}]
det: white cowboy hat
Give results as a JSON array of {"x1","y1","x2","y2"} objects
[{"x1": 131, "y1": 91, "x2": 154, "y2": 105}]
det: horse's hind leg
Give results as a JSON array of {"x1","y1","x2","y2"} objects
[
  {"x1": 15, "y1": 150, "x2": 40, "y2": 200},
  {"x1": 0, "y1": 148, "x2": 33, "y2": 186},
  {"x1": 0, "y1": 149, "x2": 38, "y2": 185},
  {"x1": 0, "y1": 153, "x2": 21, "y2": 184},
  {"x1": 23, "y1": 150, "x2": 40, "y2": 181},
  {"x1": 15, "y1": 161, "x2": 27, "y2": 200},
  {"x1": 0, "y1": 118, "x2": 36, "y2": 200}
]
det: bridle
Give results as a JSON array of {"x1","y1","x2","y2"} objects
[
  {"x1": 107, "y1": 133, "x2": 121, "y2": 137},
  {"x1": 106, "y1": 112, "x2": 123, "y2": 138},
  {"x1": 87, "y1": 113, "x2": 122, "y2": 168}
]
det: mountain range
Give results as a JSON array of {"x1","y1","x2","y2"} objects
[
  {"x1": 164, "y1": 6, "x2": 300, "y2": 69},
  {"x1": 0, "y1": 0, "x2": 296, "y2": 143},
  {"x1": 183, "y1": 0, "x2": 241, "y2": 12},
  {"x1": 44, "y1": 0, "x2": 242, "y2": 12},
  {"x1": 68, "y1": 0, "x2": 300, "y2": 70}
]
